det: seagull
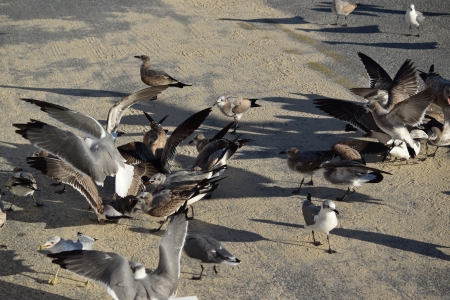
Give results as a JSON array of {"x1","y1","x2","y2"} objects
[
  {"x1": 322, "y1": 143, "x2": 392, "y2": 201},
  {"x1": 418, "y1": 65, "x2": 450, "y2": 109},
  {"x1": 134, "y1": 55, "x2": 192, "y2": 88},
  {"x1": 189, "y1": 121, "x2": 235, "y2": 152},
  {"x1": 302, "y1": 193, "x2": 339, "y2": 254},
  {"x1": 423, "y1": 107, "x2": 450, "y2": 157},
  {"x1": 47, "y1": 206, "x2": 198, "y2": 300},
  {"x1": 279, "y1": 148, "x2": 335, "y2": 194},
  {"x1": 331, "y1": 0, "x2": 361, "y2": 26},
  {"x1": 213, "y1": 96, "x2": 261, "y2": 133},
  {"x1": 350, "y1": 52, "x2": 418, "y2": 105},
  {"x1": 363, "y1": 88, "x2": 433, "y2": 158},
  {"x1": 405, "y1": 4, "x2": 425, "y2": 37},
  {"x1": 138, "y1": 176, "x2": 220, "y2": 230},
  {"x1": 26, "y1": 156, "x2": 141, "y2": 221},
  {"x1": 14, "y1": 99, "x2": 135, "y2": 198},
  {"x1": 39, "y1": 232, "x2": 97, "y2": 285},
  {"x1": 5, "y1": 167, "x2": 42, "y2": 210},
  {"x1": 117, "y1": 108, "x2": 212, "y2": 174},
  {"x1": 183, "y1": 233, "x2": 241, "y2": 280}
]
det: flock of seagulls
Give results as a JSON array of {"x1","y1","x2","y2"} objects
[{"x1": 1, "y1": 2, "x2": 447, "y2": 300}]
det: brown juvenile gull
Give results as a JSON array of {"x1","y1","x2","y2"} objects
[
  {"x1": 279, "y1": 148, "x2": 335, "y2": 194},
  {"x1": 302, "y1": 193, "x2": 339, "y2": 254},
  {"x1": 134, "y1": 54, "x2": 192, "y2": 88},
  {"x1": 322, "y1": 143, "x2": 392, "y2": 201},
  {"x1": 183, "y1": 234, "x2": 241, "y2": 280},
  {"x1": 422, "y1": 107, "x2": 450, "y2": 157},
  {"x1": 14, "y1": 99, "x2": 134, "y2": 197},
  {"x1": 331, "y1": 0, "x2": 361, "y2": 26},
  {"x1": 5, "y1": 167, "x2": 42, "y2": 210},
  {"x1": 213, "y1": 96, "x2": 261, "y2": 133},
  {"x1": 48, "y1": 206, "x2": 198, "y2": 300},
  {"x1": 39, "y1": 232, "x2": 97, "y2": 285},
  {"x1": 405, "y1": 4, "x2": 425, "y2": 37}
]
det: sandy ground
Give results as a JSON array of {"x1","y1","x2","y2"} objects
[{"x1": 0, "y1": 0, "x2": 449, "y2": 299}]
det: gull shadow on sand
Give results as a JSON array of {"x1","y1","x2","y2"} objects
[
  {"x1": 219, "y1": 16, "x2": 309, "y2": 25},
  {"x1": 300, "y1": 25, "x2": 380, "y2": 34},
  {"x1": 0, "y1": 85, "x2": 128, "y2": 98},
  {"x1": 251, "y1": 219, "x2": 450, "y2": 261},
  {"x1": 324, "y1": 41, "x2": 439, "y2": 50},
  {"x1": 0, "y1": 281, "x2": 72, "y2": 300}
]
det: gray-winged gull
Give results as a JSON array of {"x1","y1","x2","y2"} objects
[
  {"x1": 183, "y1": 233, "x2": 241, "y2": 280},
  {"x1": 405, "y1": 4, "x2": 425, "y2": 37},
  {"x1": 213, "y1": 96, "x2": 261, "y2": 133},
  {"x1": 48, "y1": 206, "x2": 198, "y2": 300},
  {"x1": 302, "y1": 193, "x2": 339, "y2": 254}
]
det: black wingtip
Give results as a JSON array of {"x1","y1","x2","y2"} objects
[
  {"x1": 250, "y1": 99, "x2": 261, "y2": 107},
  {"x1": 367, "y1": 172, "x2": 383, "y2": 183},
  {"x1": 407, "y1": 145, "x2": 416, "y2": 158},
  {"x1": 168, "y1": 82, "x2": 192, "y2": 88},
  {"x1": 143, "y1": 111, "x2": 154, "y2": 123},
  {"x1": 306, "y1": 193, "x2": 312, "y2": 201}
]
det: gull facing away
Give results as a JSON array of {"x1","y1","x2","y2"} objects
[
  {"x1": 331, "y1": 0, "x2": 361, "y2": 26},
  {"x1": 183, "y1": 233, "x2": 241, "y2": 280},
  {"x1": 134, "y1": 55, "x2": 192, "y2": 88},
  {"x1": 48, "y1": 206, "x2": 198, "y2": 300},
  {"x1": 39, "y1": 232, "x2": 97, "y2": 285},
  {"x1": 405, "y1": 4, "x2": 425, "y2": 37},
  {"x1": 419, "y1": 65, "x2": 450, "y2": 109},
  {"x1": 214, "y1": 96, "x2": 261, "y2": 133},
  {"x1": 322, "y1": 143, "x2": 392, "y2": 201},
  {"x1": 302, "y1": 193, "x2": 339, "y2": 254},
  {"x1": 279, "y1": 148, "x2": 335, "y2": 194},
  {"x1": 5, "y1": 167, "x2": 43, "y2": 210},
  {"x1": 14, "y1": 99, "x2": 134, "y2": 198}
]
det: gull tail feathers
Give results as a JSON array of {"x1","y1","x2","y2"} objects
[{"x1": 115, "y1": 164, "x2": 134, "y2": 197}]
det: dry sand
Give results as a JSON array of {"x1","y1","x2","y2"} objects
[{"x1": 0, "y1": 0, "x2": 449, "y2": 299}]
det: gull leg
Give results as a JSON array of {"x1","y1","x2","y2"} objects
[
  {"x1": 342, "y1": 16, "x2": 348, "y2": 26},
  {"x1": 428, "y1": 146, "x2": 439, "y2": 158},
  {"x1": 6, "y1": 196, "x2": 16, "y2": 211},
  {"x1": 312, "y1": 231, "x2": 322, "y2": 246},
  {"x1": 331, "y1": 15, "x2": 338, "y2": 25},
  {"x1": 151, "y1": 217, "x2": 170, "y2": 232},
  {"x1": 48, "y1": 268, "x2": 60, "y2": 285},
  {"x1": 32, "y1": 195, "x2": 44, "y2": 207},
  {"x1": 408, "y1": 25, "x2": 411, "y2": 36},
  {"x1": 192, "y1": 265, "x2": 204, "y2": 280},
  {"x1": 231, "y1": 118, "x2": 239, "y2": 134},
  {"x1": 291, "y1": 178, "x2": 304, "y2": 194},
  {"x1": 213, "y1": 265, "x2": 218, "y2": 275},
  {"x1": 84, "y1": 280, "x2": 93, "y2": 287},
  {"x1": 305, "y1": 175, "x2": 314, "y2": 186},
  {"x1": 336, "y1": 187, "x2": 354, "y2": 201},
  {"x1": 417, "y1": 26, "x2": 420, "y2": 37},
  {"x1": 55, "y1": 184, "x2": 67, "y2": 194},
  {"x1": 327, "y1": 234, "x2": 337, "y2": 254},
  {"x1": 187, "y1": 205, "x2": 195, "y2": 220}
]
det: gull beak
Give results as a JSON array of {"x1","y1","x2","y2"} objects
[
  {"x1": 213, "y1": 102, "x2": 218, "y2": 107},
  {"x1": 38, "y1": 244, "x2": 47, "y2": 250},
  {"x1": 279, "y1": 151, "x2": 287, "y2": 155},
  {"x1": 134, "y1": 55, "x2": 141, "y2": 59},
  {"x1": 333, "y1": 209, "x2": 339, "y2": 215},
  {"x1": 189, "y1": 139, "x2": 194, "y2": 144}
]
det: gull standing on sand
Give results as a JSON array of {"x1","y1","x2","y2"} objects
[
  {"x1": 48, "y1": 207, "x2": 198, "y2": 300},
  {"x1": 302, "y1": 193, "x2": 339, "y2": 254},
  {"x1": 405, "y1": 4, "x2": 425, "y2": 37},
  {"x1": 183, "y1": 234, "x2": 241, "y2": 280},
  {"x1": 321, "y1": 143, "x2": 392, "y2": 201},
  {"x1": 214, "y1": 96, "x2": 261, "y2": 133},
  {"x1": 39, "y1": 232, "x2": 97, "y2": 285},
  {"x1": 279, "y1": 147, "x2": 335, "y2": 194},
  {"x1": 14, "y1": 99, "x2": 135, "y2": 198},
  {"x1": 5, "y1": 167, "x2": 42, "y2": 210},
  {"x1": 331, "y1": 0, "x2": 361, "y2": 26},
  {"x1": 134, "y1": 55, "x2": 192, "y2": 88}
]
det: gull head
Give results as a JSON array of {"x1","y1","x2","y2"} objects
[
  {"x1": 408, "y1": 4, "x2": 415, "y2": 11},
  {"x1": 189, "y1": 134, "x2": 206, "y2": 144},
  {"x1": 130, "y1": 262, "x2": 147, "y2": 279},
  {"x1": 363, "y1": 100, "x2": 376, "y2": 112},
  {"x1": 214, "y1": 96, "x2": 227, "y2": 107},
  {"x1": 279, "y1": 147, "x2": 299, "y2": 158},
  {"x1": 134, "y1": 55, "x2": 149, "y2": 62},
  {"x1": 39, "y1": 236, "x2": 61, "y2": 250},
  {"x1": 322, "y1": 200, "x2": 339, "y2": 215},
  {"x1": 149, "y1": 173, "x2": 166, "y2": 185}
]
